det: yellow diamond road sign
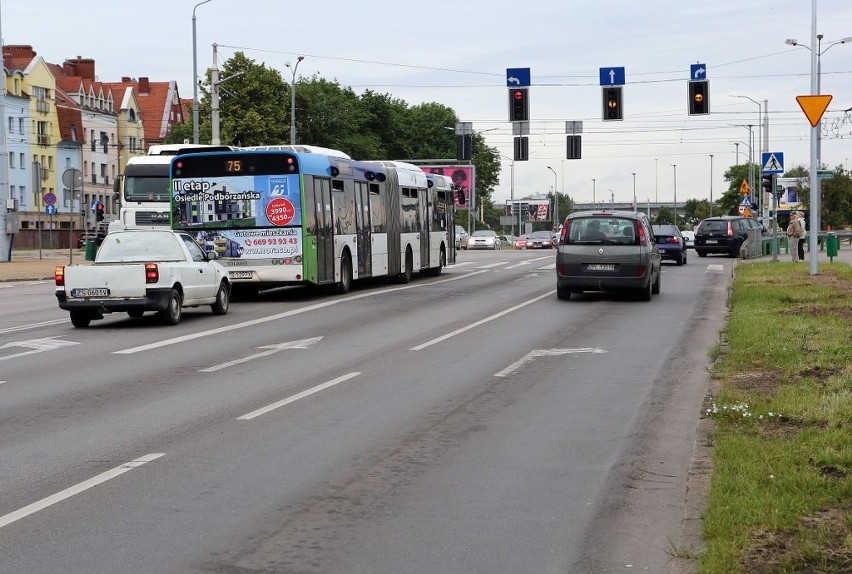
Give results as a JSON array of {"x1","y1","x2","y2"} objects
[
  {"x1": 739, "y1": 179, "x2": 750, "y2": 195},
  {"x1": 796, "y1": 95, "x2": 833, "y2": 127}
]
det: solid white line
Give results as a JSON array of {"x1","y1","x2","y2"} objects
[
  {"x1": 115, "y1": 270, "x2": 489, "y2": 355},
  {"x1": 237, "y1": 372, "x2": 360, "y2": 420},
  {"x1": 0, "y1": 453, "x2": 165, "y2": 530},
  {"x1": 410, "y1": 290, "x2": 555, "y2": 351}
]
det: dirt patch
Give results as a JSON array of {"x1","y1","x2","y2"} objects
[
  {"x1": 729, "y1": 369, "x2": 784, "y2": 395},
  {"x1": 740, "y1": 505, "x2": 852, "y2": 573}
]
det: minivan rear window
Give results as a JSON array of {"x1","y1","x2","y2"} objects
[
  {"x1": 565, "y1": 217, "x2": 638, "y2": 245},
  {"x1": 699, "y1": 220, "x2": 728, "y2": 233}
]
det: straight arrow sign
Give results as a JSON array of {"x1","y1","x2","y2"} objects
[
  {"x1": 200, "y1": 336, "x2": 323, "y2": 372},
  {"x1": 495, "y1": 347, "x2": 608, "y2": 378}
]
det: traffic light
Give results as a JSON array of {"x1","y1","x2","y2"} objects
[
  {"x1": 509, "y1": 88, "x2": 529, "y2": 122},
  {"x1": 602, "y1": 86, "x2": 623, "y2": 121},
  {"x1": 95, "y1": 202, "x2": 105, "y2": 222},
  {"x1": 761, "y1": 173, "x2": 775, "y2": 198},
  {"x1": 456, "y1": 134, "x2": 472, "y2": 161},
  {"x1": 688, "y1": 80, "x2": 709, "y2": 115},
  {"x1": 566, "y1": 135, "x2": 581, "y2": 160},
  {"x1": 513, "y1": 136, "x2": 529, "y2": 161}
]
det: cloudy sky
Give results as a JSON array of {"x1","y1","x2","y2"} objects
[{"x1": 4, "y1": 0, "x2": 852, "y2": 208}]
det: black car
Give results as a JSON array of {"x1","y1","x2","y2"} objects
[
  {"x1": 652, "y1": 224, "x2": 687, "y2": 265},
  {"x1": 694, "y1": 216, "x2": 764, "y2": 258},
  {"x1": 76, "y1": 231, "x2": 107, "y2": 248}
]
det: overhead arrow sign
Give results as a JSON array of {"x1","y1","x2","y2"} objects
[
  {"x1": 690, "y1": 63, "x2": 707, "y2": 79},
  {"x1": 495, "y1": 347, "x2": 608, "y2": 378},
  {"x1": 796, "y1": 94, "x2": 832, "y2": 127},
  {"x1": 200, "y1": 336, "x2": 323, "y2": 372},
  {"x1": 599, "y1": 67, "x2": 625, "y2": 86}
]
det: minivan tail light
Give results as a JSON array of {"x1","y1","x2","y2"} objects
[
  {"x1": 54, "y1": 265, "x2": 65, "y2": 286},
  {"x1": 637, "y1": 222, "x2": 647, "y2": 246},
  {"x1": 145, "y1": 263, "x2": 159, "y2": 283},
  {"x1": 560, "y1": 221, "x2": 570, "y2": 244},
  {"x1": 727, "y1": 221, "x2": 734, "y2": 236}
]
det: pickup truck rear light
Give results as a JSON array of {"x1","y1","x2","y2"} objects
[
  {"x1": 145, "y1": 263, "x2": 159, "y2": 283},
  {"x1": 54, "y1": 266, "x2": 65, "y2": 286}
]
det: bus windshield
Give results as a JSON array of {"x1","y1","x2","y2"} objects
[{"x1": 124, "y1": 173, "x2": 170, "y2": 202}]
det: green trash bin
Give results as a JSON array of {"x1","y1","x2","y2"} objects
[
  {"x1": 826, "y1": 232, "x2": 839, "y2": 259},
  {"x1": 84, "y1": 240, "x2": 97, "y2": 261}
]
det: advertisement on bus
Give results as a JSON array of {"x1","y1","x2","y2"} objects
[{"x1": 172, "y1": 173, "x2": 303, "y2": 260}]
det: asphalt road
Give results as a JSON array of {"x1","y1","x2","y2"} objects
[{"x1": 0, "y1": 249, "x2": 731, "y2": 573}]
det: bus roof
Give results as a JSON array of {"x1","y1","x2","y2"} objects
[
  {"x1": 147, "y1": 144, "x2": 236, "y2": 156},
  {"x1": 242, "y1": 144, "x2": 351, "y2": 159}
]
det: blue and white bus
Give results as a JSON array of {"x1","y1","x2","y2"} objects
[{"x1": 169, "y1": 147, "x2": 455, "y2": 295}]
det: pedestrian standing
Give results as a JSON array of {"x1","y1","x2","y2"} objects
[
  {"x1": 786, "y1": 212, "x2": 803, "y2": 261},
  {"x1": 796, "y1": 211, "x2": 806, "y2": 261}
]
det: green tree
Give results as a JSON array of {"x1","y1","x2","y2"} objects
[
  {"x1": 682, "y1": 198, "x2": 712, "y2": 228},
  {"x1": 654, "y1": 205, "x2": 675, "y2": 225}
]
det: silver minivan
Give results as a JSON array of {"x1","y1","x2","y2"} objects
[{"x1": 555, "y1": 210, "x2": 661, "y2": 301}]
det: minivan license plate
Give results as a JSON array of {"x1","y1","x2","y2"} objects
[{"x1": 587, "y1": 264, "x2": 615, "y2": 272}]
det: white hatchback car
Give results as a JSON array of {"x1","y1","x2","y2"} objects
[
  {"x1": 681, "y1": 230, "x2": 695, "y2": 249},
  {"x1": 467, "y1": 229, "x2": 499, "y2": 250}
]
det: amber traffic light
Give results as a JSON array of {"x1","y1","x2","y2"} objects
[
  {"x1": 602, "y1": 86, "x2": 623, "y2": 121},
  {"x1": 688, "y1": 80, "x2": 709, "y2": 115}
]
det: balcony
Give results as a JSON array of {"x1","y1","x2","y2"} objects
[
  {"x1": 36, "y1": 134, "x2": 51, "y2": 146},
  {"x1": 36, "y1": 100, "x2": 49, "y2": 113}
]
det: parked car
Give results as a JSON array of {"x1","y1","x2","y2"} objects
[
  {"x1": 76, "y1": 230, "x2": 107, "y2": 248},
  {"x1": 694, "y1": 216, "x2": 765, "y2": 257},
  {"x1": 652, "y1": 224, "x2": 688, "y2": 265},
  {"x1": 454, "y1": 225, "x2": 469, "y2": 250},
  {"x1": 681, "y1": 230, "x2": 695, "y2": 249},
  {"x1": 513, "y1": 235, "x2": 529, "y2": 250},
  {"x1": 555, "y1": 210, "x2": 661, "y2": 301},
  {"x1": 56, "y1": 229, "x2": 230, "y2": 327},
  {"x1": 467, "y1": 229, "x2": 499, "y2": 250},
  {"x1": 497, "y1": 235, "x2": 515, "y2": 249},
  {"x1": 527, "y1": 230, "x2": 555, "y2": 249}
]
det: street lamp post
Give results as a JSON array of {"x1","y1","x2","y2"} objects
[
  {"x1": 547, "y1": 166, "x2": 557, "y2": 229},
  {"x1": 786, "y1": 31, "x2": 852, "y2": 274},
  {"x1": 631, "y1": 172, "x2": 636, "y2": 212},
  {"x1": 192, "y1": 0, "x2": 213, "y2": 145},
  {"x1": 286, "y1": 56, "x2": 305, "y2": 145},
  {"x1": 500, "y1": 155, "x2": 516, "y2": 238},
  {"x1": 591, "y1": 178, "x2": 596, "y2": 207},
  {"x1": 672, "y1": 164, "x2": 678, "y2": 227},
  {"x1": 709, "y1": 154, "x2": 714, "y2": 217},
  {"x1": 734, "y1": 95, "x2": 765, "y2": 216}
]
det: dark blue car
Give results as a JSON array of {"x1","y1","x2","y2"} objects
[{"x1": 652, "y1": 224, "x2": 687, "y2": 265}]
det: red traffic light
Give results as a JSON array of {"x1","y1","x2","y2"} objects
[{"x1": 513, "y1": 89, "x2": 524, "y2": 100}]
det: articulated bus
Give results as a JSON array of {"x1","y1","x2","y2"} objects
[
  {"x1": 169, "y1": 148, "x2": 456, "y2": 295},
  {"x1": 113, "y1": 144, "x2": 234, "y2": 228}
]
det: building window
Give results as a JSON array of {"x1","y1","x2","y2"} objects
[
  {"x1": 20, "y1": 153, "x2": 25, "y2": 167},
  {"x1": 8, "y1": 153, "x2": 14, "y2": 169},
  {"x1": 7, "y1": 117, "x2": 13, "y2": 133},
  {"x1": 18, "y1": 117, "x2": 23, "y2": 133}
]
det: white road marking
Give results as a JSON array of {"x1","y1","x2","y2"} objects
[
  {"x1": 0, "y1": 319, "x2": 69, "y2": 335},
  {"x1": 537, "y1": 263, "x2": 555, "y2": 270},
  {"x1": 114, "y1": 270, "x2": 488, "y2": 355},
  {"x1": 476, "y1": 262, "x2": 507, "y2": 269},
  {"x1": 410, "y1": 290, "x2": 555, "y2": 351},
  {"x1": 200, "y1": 337, "x2": 322, "y2": 372},
  {"x1": 707, "y1": 264, "x2": 724, "y2": 272},
  {"x1": 237, "y1": 372, "x2": 360, "y2": 420},
  {"x1": 0, "y1": 337, "x2": 80, "y2": 362},
  {"x1": 495, "y1": 348, "x2": 608, "y2": 378},
  {"x1": 504, "y1": 260, "x2": 532, "y2": 269},
  {"x1": 0, "y1": 453, "x2": 165, "y2": 529}
]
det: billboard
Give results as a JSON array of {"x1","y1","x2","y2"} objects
[
  {"x1": 505, "y1": 199, "x2": 550, "y2": 222},
  {"x1": 422, "y1": 165, "x2": 473, "y2": 210},
  {"x1": 775, "y1": 177, "x2": 806, "y2": 211}
]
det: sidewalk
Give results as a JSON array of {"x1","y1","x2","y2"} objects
[{"x1": 0, "y1": 248, "x2": 91, "y2": 282}]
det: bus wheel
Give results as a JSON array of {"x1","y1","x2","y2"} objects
[
  {"x1": 428, "y1": 247, "x2": 445, "y2": 277},
  {"x1": 399, "y1": 248, "x2": 413, "y2": 284},
  {"x1": 336, "y1": 253, "x2": 352, "y2": 294}
]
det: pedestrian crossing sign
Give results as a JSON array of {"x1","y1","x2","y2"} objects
[{"x1": 761, "y1": 152, "x2": 784, "y2": 174}]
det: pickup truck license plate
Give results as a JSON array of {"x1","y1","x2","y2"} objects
[
  {"x1": 587, "y1": 264, "x2": 615, "y2": 272},
  {"x1": 71, "y1": 288, "x2": 110, "y2": 297},
  {"x1": 229, "y1": 271, "x2": 253, "y2": 279}
]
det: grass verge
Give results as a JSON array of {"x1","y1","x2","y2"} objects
[{"x1": 699, "y1": 261, "x2": 852, "y2": 573}]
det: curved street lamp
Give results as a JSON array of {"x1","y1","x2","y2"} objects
[
  {"x1": 192, "y1": 0, "x2": 213, "y2": 144},
  {"x1": 546, "y1": 166, "x2": 557, "y2": 229},
  {"x1": 286, "y1": 56, "x2": 305, "y2": 145}
]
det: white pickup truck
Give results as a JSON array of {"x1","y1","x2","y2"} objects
[{"x1": 55, "y1": 228, "x2": 231, "y2": 327}]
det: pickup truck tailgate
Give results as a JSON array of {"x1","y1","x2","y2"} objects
[{"x1": 63, "y1": 264, "x2": 149, "y2": 299}]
